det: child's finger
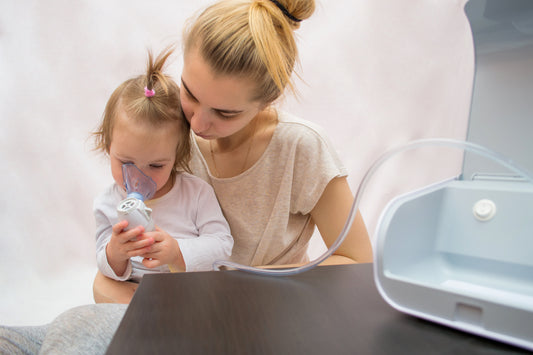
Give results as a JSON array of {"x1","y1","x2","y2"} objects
[
  {"x1": 135, "y1": 233, "x2": 155, "y2": 242},
  {"x1": 118, "y1": 225, "x2": 146, "y2": 243},
  {"x1": 111, "y1": 220, "x2": 129, "y2": 234},
  {"x1": 126, "y1": 237, "x2": 154, "y2": 254},
  {"x1": 142, "y1": 257, "x2": 161, "y2": 269},
  {"x1": 142, "y1": 227, "x2": 168, "y2": 242}
]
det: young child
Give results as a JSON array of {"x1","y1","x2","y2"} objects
[{"x1": 92, "y1": 48, "x2": 233, "y2": 283}]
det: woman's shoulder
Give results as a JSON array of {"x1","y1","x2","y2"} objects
[
  {"x1": 274, "y1": 111, "x2": 332, "y2": 149},
  {"x1": 272, "y1": 111, "x2": 346, "y2": 173},
  {"x1": 277, "y1": 111, "x2": 326, "y2": 135}
]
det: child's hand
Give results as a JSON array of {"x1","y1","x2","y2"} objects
[
  {"x1": 106, "y1": 220, "x2": 155, "y2": 276},
  {"x1": 140, "y1": 227, "x2": 185, "y2": 272}
]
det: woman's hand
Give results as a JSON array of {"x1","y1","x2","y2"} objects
[{"x1": 140, "y1": 226, "x2": 186, "y2": 272}]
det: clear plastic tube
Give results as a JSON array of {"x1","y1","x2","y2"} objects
[{"x1": 212, "y1": 138, "x2": 533, "y2": 276}]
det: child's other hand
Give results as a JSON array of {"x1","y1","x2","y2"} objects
[{"x1": 140, "y1": 227, "x2": 185, "y2": 271}]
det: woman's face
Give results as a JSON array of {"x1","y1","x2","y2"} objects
[{"x1": 180, "y1": 46, "x2": 265, "y2": 140}]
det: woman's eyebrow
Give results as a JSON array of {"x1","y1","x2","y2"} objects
[
  {"x1": 181, "y1": 78, "x2": 197, "y2": 101},
  {"x1": 181, "y1": 77, "x2": 244, "y2": 115}
]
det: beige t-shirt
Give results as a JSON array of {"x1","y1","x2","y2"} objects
[{"x1": 189, "y1": 111, "x2": 347, "y2": 266}]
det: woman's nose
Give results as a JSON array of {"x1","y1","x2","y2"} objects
[{"x1": 189, "y1": 110, "x2": 210, "y2": 133}]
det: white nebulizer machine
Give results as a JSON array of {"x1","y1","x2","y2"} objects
[{"x1": 117, "y1": 163, "x2": 156, "y2": 233}]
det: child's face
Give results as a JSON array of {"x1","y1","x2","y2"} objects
[{"x1": 109, "y1": 110, "x2": 180, "y2": 199}]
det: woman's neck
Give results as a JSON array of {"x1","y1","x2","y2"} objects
[
  {"x1": 214, "y1": 108, "x2": 278, "y2": 152},
  {"x1": 214, "y1": 115, "x2": 260, "y2": 154},
  {"x1": 206, "y1": 109, "x2": 278, "y2": 178}
]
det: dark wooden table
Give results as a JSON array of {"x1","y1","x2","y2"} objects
[{"x1": 106, "y1": 263, "x2": 531, "y2": 354}]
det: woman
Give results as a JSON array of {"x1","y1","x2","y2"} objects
[{"x1": 94, "y1": 0, "x2": 372, "y2": 303}]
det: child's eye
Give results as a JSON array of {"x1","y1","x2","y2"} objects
[{"x1": 150, "y1": 164, "x2": 164, "y2": 169}]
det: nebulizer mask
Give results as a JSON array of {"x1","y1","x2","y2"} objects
[{"x1": 116, "y1": 163, "x2": 156, "y2": 232}]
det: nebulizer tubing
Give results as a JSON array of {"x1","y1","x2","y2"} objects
[{"x1": 212, "y1": 138, "x2": 533, "y2": 276}]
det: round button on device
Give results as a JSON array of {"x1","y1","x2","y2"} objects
[{"x1": 473, "y1": 199, "x2": 496, "y2": 221}]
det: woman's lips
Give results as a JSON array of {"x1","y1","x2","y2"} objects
[{"x1": 196, "y1": 133, "x2": 214, "y2": 140}]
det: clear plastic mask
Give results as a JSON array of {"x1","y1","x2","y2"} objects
[{"x1": 122, "y1": 163, "x2": 157, "y2": 201}]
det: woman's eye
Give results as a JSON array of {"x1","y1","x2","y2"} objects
[
  {"x1": 184, "y1": 91, "x2": 194, "y2": 100},
  {"x1": 182, "y1": 88, "x2": 197, "y2": 102},
  {"x1": 216, "y1": 111, "x2": 239, "y2": 120}
]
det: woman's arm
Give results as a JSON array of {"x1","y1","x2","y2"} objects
[
  {"x1": 311, "y1": 176, "x2": 373, "y2": 264},
  {"x1": 93, "y1": 271, "x2": 138, "y2": 304}
]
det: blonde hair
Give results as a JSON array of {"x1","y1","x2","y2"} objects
[
  {"x1": 93, "y1": 47, "x2": 191, "y2": 174},
  {"x1": 183, "y1": 0, "x2": 315, "y2": 104}
]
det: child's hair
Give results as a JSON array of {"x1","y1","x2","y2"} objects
[
  {"x1": 93, "y1": 47, "x2": 191, "y2": 174},
  {"x1": 183, "y1": 0, "x2": 315, "y2": 104}
]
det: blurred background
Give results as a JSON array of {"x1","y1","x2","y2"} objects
[{"x1": 0, "y1": 0, "x2": 472, "y2": 325}]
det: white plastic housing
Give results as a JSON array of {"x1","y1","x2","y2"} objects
[
  {"x1": 374, "y1": 178, "x2": 533, "y2": 351},
  {"x1": 117, "y1": 197, "x2": 155, "y2": 232}
]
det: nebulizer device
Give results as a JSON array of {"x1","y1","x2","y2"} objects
[
  {"x1": 117, "y1": 163, "x2": 156, "y2": 233},
  {"x1": 117, "y1": 163, "x2": 181, "y2": 273}
]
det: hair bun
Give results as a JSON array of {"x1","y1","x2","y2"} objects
[{"x1": 275, "y1": 0, "x2": 315, "y2": 27}]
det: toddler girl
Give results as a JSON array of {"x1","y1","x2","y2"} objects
[{"x1": 92, "y1": 48, "x2": 233, "y2": 283}]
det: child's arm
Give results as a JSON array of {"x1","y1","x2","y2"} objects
[
  {"x1": 140, "y1": 201, "x2": 233, "y2": 272},
  {"x1": 140, "y1": 181, "x2": 233, "y2": 272},
  {"x1": 175, "y1": 183, "x2": 233, "y2": 271},
  {"x1": 179, "y1": 181, "x2": 233, "y2": 271}
]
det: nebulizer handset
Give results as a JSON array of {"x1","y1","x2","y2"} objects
[
  {"x1": 212, "y1": 138, "x2": 533, "y2": 276},
  {"x1": 116, "y1": 164, "x2": 179, "y2": 272},
  {"x1": 117, "y1": 163, "x2": 156, "y2": 232}
]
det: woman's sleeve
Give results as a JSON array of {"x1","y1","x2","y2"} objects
[{"x1": 290, "y1": 124, "x2": 348, "y2": 215}]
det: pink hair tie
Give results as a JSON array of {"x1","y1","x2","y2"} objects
[{"x1": 144, "y1": 86, "x2": 156, "y2": 98}]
